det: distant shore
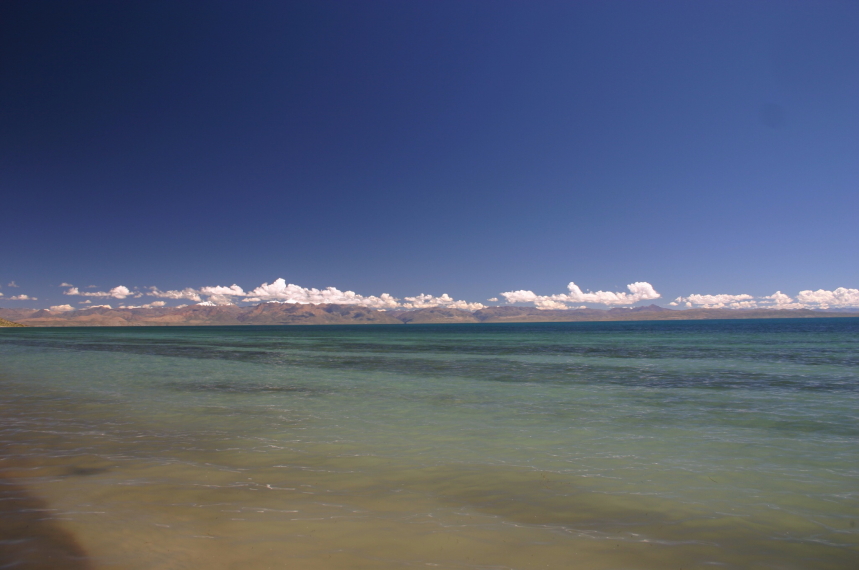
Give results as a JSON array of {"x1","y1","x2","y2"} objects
[{"x1": 1, "y1": 303, "x2": 857, "y2": 327}]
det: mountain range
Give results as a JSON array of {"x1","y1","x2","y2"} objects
[{"x1": 0, "y1": 303, "x2": 856, "y2": 327}]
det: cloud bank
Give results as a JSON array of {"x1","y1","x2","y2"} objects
[
  {"x1": 501, "y1": 282, "x2": 661, "y2": 309},
  {"x1": 796, "y1": 287, "x2": 859, "y2": 308},
  {"x1": 669, "y1": 293, "x2": 756, "y2": 309},
  {"x1": 672, "y1": 287, "x2": 859, "y2": 310},
  {"x1": 64, "y1": 285, "x2": 137, "y2": 299},
  {"x1": 400, "y1": 294, "x2": 485, "y2": 311},
  {"x1": 192, "y1": 279, "x2": 482, "y2": 310},
  {"x1": 148, "y1": 287, "x2": 203, "y2": 302},
  {"x1": 50, "y1": 279, "x2": 859, "y2": 312},
  {"x1": 239, "y1": 279, "x2": 402, "y2": 308},
  {"x1": 118, "y1": 301, "x2": 167, "y2": 309},
  {"x1": 59, "y1": 278, "x2": 479, "y2": 311}
]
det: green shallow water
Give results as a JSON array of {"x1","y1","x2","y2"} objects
[{"x1": 1, "y1": 319, "x2": 857, "y2": 569}]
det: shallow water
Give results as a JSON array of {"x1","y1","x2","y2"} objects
[{"x1": 1, "y1": 319, "x2": 857, "y2": 569}]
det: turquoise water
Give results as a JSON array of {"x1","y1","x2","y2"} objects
[{"x1": 1, "y1": 319, "x2": 857, "y2": 569}]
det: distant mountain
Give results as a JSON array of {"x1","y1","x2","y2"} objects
[
  {"x1": 0, "y1": 316, "x2": 26, "y2": 327},
  {"x1": 0, "y1": 308, "x2": 39, "y2": 322},
  {"x1": 472, "y1": 306, "x2": 607, "y2": 322},
  {"x1": 1, "y1": 303, "x2": 856, "y2": 327},
  {"x1": 1, "y1": 303, "x2": 401, "y2": 327},
  {"x1": 390, "y1": 307, "x2": 478, "y2": 324},
  {"x1": 235, "y1": 303, "x2": 401, "y2": 325},
  {"x1": 610, "y1": 304, "x2": 673, "y2": 313}
]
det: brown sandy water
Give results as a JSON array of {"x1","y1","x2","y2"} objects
[{"x1": 1, "y1": 387, "x2": 854, "y2": 570}]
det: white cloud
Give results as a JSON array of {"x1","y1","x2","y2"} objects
[
  {"x1": 8, "y1": 281, "x2": 19, "y2": 287},
  {"x1": 0, "y1": 292, "x2": 3, "y2": 297},
  {"x1": 180, "y1": 278, "x2": 482, "y2": 310},
  {"x1": 64, "y1": 285, "x2": 136, "y2": 299},
  {"x1": 671, "y1": 288, "x2": 859, "y2": 310},
  {"x1": 533, "y1": 298, "x2": 569, "y2": 310},
  {"x1": 198, "y1": 284, "x2": 245, "y2": 305},
  {"x1": 670, "y1": 293, "x2": 755, "y2": 309},
  {"x1": 500, "y1": 289, "x2": 538, "y2": 304},
  {"x1": 796, "y1": 287, "x2": 859, "y2": 309},
  {"x1": 81, "y1": 304, "x2": 113, "y2": 309},
  {"x1": 242, "y1": 278, "x2": 402, "y2": 309},
  {"x1": 760, "y1": 291, "x2": 806, "y2": 310},
  {"x1": 568, "y1": 281, "x2": 660, "y2": 305},
  {"x1": 119, "y1": 301, "x2": 167, "y2": 309},
  {"x1": 148, "y1": 287, "x2": 202, "y2": 302},
  {"x1": 50, "y1": 304, "x2": 75, "y2": 312},
  {"x1": 501, "y1": 281, "x2": 660, "y2": 309},
  {"x1": 401, "y1": 293, "x2": 485, "y2": 311},
  {"x1": 45, "y1": 278, "x2": 488, "y2": 311},
  {"x1": 200, "y1": 284, "x2": 245, "y2": 296},
  {"x1": 30, "y1": 276, "x2": 859, "y2": 314}
]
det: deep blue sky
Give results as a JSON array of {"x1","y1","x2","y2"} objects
[{"x1": 2, "y1": 1, "x2": 858, "y2": 309}]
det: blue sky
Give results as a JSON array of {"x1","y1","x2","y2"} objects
[{"x1": 1, "y1": 1, "x2": 858, "y2": 311}]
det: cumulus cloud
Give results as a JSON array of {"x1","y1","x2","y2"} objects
[
  {"x1": 118, "y1": 301, "x2": 167, "y2": 309},
  {"x1": 501, "y1": 281, "x2": 660, "y2": 309},
  {"x1": 148, "y1": 287, "x2": 202, "y2": 302},
  {"x1": 64, "y1": 285, "x2": 137, "y2": 299},
  {"x1": 34, "y1": 276, "x2": 859, "y2": 313},
  {"x1": 144, "y1": 278, "x2": 481, "y2": 310},
  {"x1": 60, "y1": 282, "x2": 73, "y2": 287},
  {"x1": 796, "y1": 287, "x2": 859, "y2": 309},
  {"x1": 401, "y1": 293, "x2": 485, "y2": 311},
  {"x1": 243, "y1": 279, "x2": 402, "y2": 309},
  {"x1": 760, "y1": 291, "x2": 806, "y2": 310},
  {"x1": 671, "y1": 287, "x2": 859, "y2": 310},
  {"x1": 50, "y1": 304, "x2": 75, "y2": 312},
  {"x1": 670, "y1": 293, "x2": 755, "y2": 309},
  {"x1": 81, "y1": 304, "x2": 113, "y2": 309},
  {"x1": 198, "y1": 284, "x2": 245, "y2": 305},
  {"x1": 568, "y1": 281, "x2": 660, "y2": 305},
  {"x1": 200, "y1": 284, "x2": 245, "y2": 296}
]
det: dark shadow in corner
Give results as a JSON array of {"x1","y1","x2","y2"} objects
[{"x1": 0, "y1": 473, "x2": 92, "y2": 570}]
